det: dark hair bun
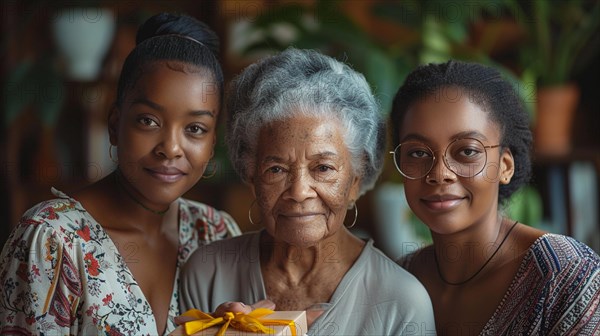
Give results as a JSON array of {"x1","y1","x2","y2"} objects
[{"x1": 135, "y1": 12, "x2": 219, "y2": 56}]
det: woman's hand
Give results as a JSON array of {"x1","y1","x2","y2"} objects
[
  {"x1": 169, "y1": 300, "x2": 327, "y2": 335},
  {"x1": 171, "y1": 299, "x2": 276, "y2": 327},
  {"x1": 212, "y1": 300, "x2": 325, "y2": 328},
  {"x1": 213, "y1": 299, "x2": 276, "y2": 316}
]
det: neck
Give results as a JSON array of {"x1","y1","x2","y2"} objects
[
  {"x1": 431, "y1": 215, "x2": 517, "y2": 285},
  {"x1": 260, "y1": 229, "x2": 364, "y2": 285},
  {"x1": 108, "y1": 171, "x2": 176, "y2": 233},
  {"x1": 114, "y1": 170, "x2": 171, "y2": 216}
]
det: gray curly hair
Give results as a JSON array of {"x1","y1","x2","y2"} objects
[{"x1": 226, "y1": 48, "x2": 386, "y2": 196}]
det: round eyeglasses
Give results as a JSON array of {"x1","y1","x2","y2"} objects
[{"x1": 389, "y1": 138, "x2": 500, "y2": 180}]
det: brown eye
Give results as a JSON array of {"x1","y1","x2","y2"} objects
[
  {"x1": 186, "y1": 124, "x2": 207, "y2": 135},
  {"x1": 261, "y1": 165, "x2": 286, "y2": 184},
  {"x1": 268, "y1": 166, "x2": 283, "y2": 174},
  {"x1": 136, "y1": 115, "x2": 158, "y2": 127},
  {"x1": 410, "y1": 150, "x2": 431, "y2": 158},
  {"x1": 317, "y1": 165, "x2": 332, "y2": 172}
]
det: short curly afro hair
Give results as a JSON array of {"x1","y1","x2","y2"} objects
[{"x1": 390, "y1": 60, "x2": 532, "y2": 204}]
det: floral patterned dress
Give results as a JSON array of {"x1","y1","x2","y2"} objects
[{"x1": 0, "y1": 188, "x2": 241, "y2": 335}]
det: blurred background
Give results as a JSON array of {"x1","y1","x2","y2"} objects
[{"x1": 2, "y1": 0, "x2": 599, "y2": 257}]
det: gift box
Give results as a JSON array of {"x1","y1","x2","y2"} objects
[{"x1": 179, "y1": 309, "x2": 307, "y2": 336}]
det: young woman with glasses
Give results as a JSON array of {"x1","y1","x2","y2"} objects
[{"x1": 391, "y1": 60, "x2": 600, "y2": 335}]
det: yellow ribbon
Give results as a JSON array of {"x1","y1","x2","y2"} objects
[{"x1": 182, "y1": 308, "x2": 297, "y2": 336}]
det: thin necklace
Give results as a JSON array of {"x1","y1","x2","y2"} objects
[
  {"x1": 113, "y1": 170, "x2": 169, "y2": 216},
  {"x1": 434, "y1": 219, "x2": 519, "y2": 286}
]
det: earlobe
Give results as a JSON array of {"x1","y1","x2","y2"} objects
[
  {"x1": 349, "y1": 176, "x2": 361, "y2": 200},
  {"x1": 108, "y1": 105, "x2": 120, "y2": 145},
  {"x1": 210, "y1": 135, "x2": 217, "y2": 159},
  {"x1": 248, "y1": 178, "x2": 256, "y2": 198},
  {"x1": 500, "y1": 149, "x2": 515, "y2": 183}
]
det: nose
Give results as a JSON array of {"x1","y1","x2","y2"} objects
[
  {"x1": 154, "y1": 129, "x2": 183, "y2": 159},
  {"x1": 284, "y1": 168, "x2": 317, "y2": 202},
  {"x1": 425, "y1": 156, "x2": 457, "y2": 184}
]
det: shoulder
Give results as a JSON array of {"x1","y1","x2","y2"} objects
[
  {"x1": 8, "y1": 196, "x2": 89, "y2": 244},
  {"x1": 23, "y1": 195, "x2": 81, "y2": 222},
  {"x1": 348, "y1": 242, "x2": 435, "y2": 330},
  {"x1": 396, "y1": 244, "x2": 432, "y2": 272},
  {"x1": 528, "y1": 234, "x2": 600, "y2": 278},
  {"x1": 0, "y1": 197, "x2": 92, "y2": 290},
  {"x1": 397, "y1": 250, "x2": 417, "y2": 270},
  {"x1": 181, "y1": 232, "x2": 258, "y2": 303},
  {"x1": 184, "y1": 232, "x2": 260, "y2": 271},
  {"x1": 521, "y1": 234, "x2": 600, "y2": 332},
  {"x1": 361, "y1": 241, "x2": 431, "y2": 299},
  {"x1": 179, "y1": 198, "x2": 236, "y2": 225},
  {"x1": 178, "y1": 198, "x2": 242, "y2": 242}
]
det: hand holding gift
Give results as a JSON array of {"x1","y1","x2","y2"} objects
[
  {"x1": 213, "y1": 301, "x2": 326, "y2": 329},
  {"x1": 170, "y1": 300, "x2": 308, "y2": 336}
]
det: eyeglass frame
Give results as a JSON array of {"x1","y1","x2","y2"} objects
[{"x1": 389, "y1": 137, "x2": 501, "y2": 180}]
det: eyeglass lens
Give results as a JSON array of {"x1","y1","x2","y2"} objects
[{"x1": 393, "y1": 138, "x2": 488, "y2": 179}]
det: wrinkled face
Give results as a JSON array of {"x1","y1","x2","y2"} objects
[
  {"x1": 109, "y1": 62, "x2": 219, "y2": 208},
  {"x1": 251, "y1": 115, "x2": 361, "y2": 247},
  {"x1": 398, "y1": 87, "x2": 514, "y2": 234}
]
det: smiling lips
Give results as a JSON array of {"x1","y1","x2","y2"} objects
[
  {"x1": 421, "y1": 194, "x2": 466, "y2": 211},
  {"x1": 280, "y1": 213, "x2": 322, "y2": 222},
  {"x1": 145, "y1": 166, "x2": 186, "y2": 182}
]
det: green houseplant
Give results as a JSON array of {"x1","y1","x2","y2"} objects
[
  {"x1": 506, "y1": 0, "x2": 600, "y2": 155},
  {"x1": 239, "y1": 0, "x2": 404, "y2": 114},
  {"x1": 239, "y1": 0, "x2": 508, "y2": 116}
]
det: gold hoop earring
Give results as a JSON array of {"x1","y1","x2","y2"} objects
[
  {"x1": 109, "y1": 145, "x2": 118, "y2": 163},
  {"x1": 202, "y1": 161, "x2": 217, "y2": 179},
  {"x1": 248, "y1": 199, "x2": 261, "y2": 226},
  {"x1": 345, "y1": 203, "x2": 358, "y2": 229}
]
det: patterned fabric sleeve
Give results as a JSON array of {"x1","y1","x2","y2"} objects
[
  {"x1": 0, "y1": 214, "x2": 82, "y2": 334},
  {"x1": 546, "y1": 239, "x2": 600, "y2": 334},
  {"x1": 180, "y1": 199, "x2": 241, "y2": 245},
  {"x1": 219, "y1": 210, "x2": 242, "y2": 238}
]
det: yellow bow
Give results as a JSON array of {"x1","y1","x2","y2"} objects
[{"x1": 182, "y1": 308, "x2": 297, "y2": 336}]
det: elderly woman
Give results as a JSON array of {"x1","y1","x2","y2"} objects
[{"x1": 179, "y1": 48, "x2": 435, "y2": 335}]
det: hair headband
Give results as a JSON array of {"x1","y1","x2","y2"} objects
[
  {"x1": 166, "y1": 34, "x2": 205, "y2": 47},
  {"x1": 139, "y1": 33, "x2": 205, "y2": 47}
]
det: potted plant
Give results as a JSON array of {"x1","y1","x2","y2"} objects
[{"x1": 506, "y1": 0, "x2": 600, "y2": 155}]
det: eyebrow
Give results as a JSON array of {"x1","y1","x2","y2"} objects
[
  {"x1": 399, "y1": 133, "x2": 429, "y2": 143},
  {"x1": 400, "y1": 131, "x2": 489, "y2": 143},
  {"x1": 261, "y1": 151, "x2": 339, "y2": 164},
  {"x1": 131, "y1": 97, "x2": 215, "y2": 118}
]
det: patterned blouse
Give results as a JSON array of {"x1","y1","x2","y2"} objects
[
  {"x1": 400, "y1": 233, "x2": 600, "y2": 335},
  {"x1": 0, "y1": 188, "x2": 241, "y2": 335}
]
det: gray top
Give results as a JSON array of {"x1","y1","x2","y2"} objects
[{"x1": 180, "y1": 231, "x2": 436, "y2": 335}]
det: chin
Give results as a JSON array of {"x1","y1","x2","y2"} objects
[
  {"x1": 273, "y1": 225, "x2": 328, "y2": 248},
  {"x1": 420, "y1": 214, "x2": 468, "y2": 235}
]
